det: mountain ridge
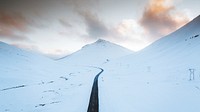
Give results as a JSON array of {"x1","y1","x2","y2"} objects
[
  {"x1": 110, "y1": 15, "x2": 200, "y2": 70},
  {"x1": 59, "y1": 39, "x2": 133, "y2": 66}
]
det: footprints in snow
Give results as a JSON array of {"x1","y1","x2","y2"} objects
[
  {"x1": 60, "y1": 76, "x2": 68, "y2": 80},
  {"x1": 35, "y1": 101, "x2": 61, "y2": 108},
  {"x1": 43, "y1": 90, "x2": 59, "y2": 94},
  {"x1": 0, "y1": 71, "x2": 84, "y2": 111},
  {"x1": 0, "y1": 85, "x2": 27, "y2": 91},
  {"x1": 0, "y1": 80, "x2": 55, "y2": 92},
  {"x1": 0, "y1": 72, "x2": 79, "y2": 92}
]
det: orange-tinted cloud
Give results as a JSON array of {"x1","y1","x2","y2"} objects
[
  {"x1": 140, "y1": 0, "x2": 189, "y2": 40},
  {"x1": 0, "y1": 11, "x2": 30, "y2": 40}
]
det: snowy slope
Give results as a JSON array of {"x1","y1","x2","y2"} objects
[
  {"x1": 0, "y1": 41, "x2": 101, "y2": 112},
  {"x1": 0, "y1": 41, "x2": 55, "y2": 87},
  {"x1": 121, "y1": 15, "x2": 200, "y2": 68},
  {"x1": 100, "y1": 15, "x2": 200, "y2": 112},
  {"x1": 59, "y1": 39, "x2": 133, "y2": 66},
  {"x1": 1, "y1": 14, "x2": 200, "y2": 112},
  {"x1": 0, "y1": 39, "x2": 133, "y2": 112},
  {"x1": 106, "y1": 15, "x2": 200, "y2": 75}
]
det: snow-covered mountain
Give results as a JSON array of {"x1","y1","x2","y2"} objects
[
  {"x1": 1, "y1": 14, "x2": 200, "y2": 112},
  {"x1": 122, "y1": 15, "x2": 200, "y2": 66},
  {"x1": 101, "y1": 15, "x2": 200, "y2": 112},
  {"x1": 59, "y1": 39, "x2": 133, "y2": 66},
  {"x1": 0, "y1": 41, "x2": 55, "y2": 81},
  {"x1": 0, "y1": 41, "x2": 101, "y2": 112},
  {"x1": 0, "y1": 41, "x2": 67, "y2": 87}
]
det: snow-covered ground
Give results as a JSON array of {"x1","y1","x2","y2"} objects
[
  {"x1": 1, "y1": 15, "x2": 200, "y2": 112},
  {"x1": 59, "y1": 39, "x2": 133, "y2": 66},
  {"x1": 0, "y1": 38, "x2": 131, "y2": 112},
  {"x1": 99, "y1": 15, "x2": 200, "y2": 112},
  {"x1": 0, "y1": 42, "x2": 102, "y2": 112},
  {"x1": 0, "y1": 66, "x2": 100, "y2": 112}
]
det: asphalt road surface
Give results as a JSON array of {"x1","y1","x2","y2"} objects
[{"x1": 87, "y1": 68, "x2": 104, "y2": 112}]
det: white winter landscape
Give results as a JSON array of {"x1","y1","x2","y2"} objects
[{"x1": 1, "y1": 0, "x2": 200, "y2": 112}]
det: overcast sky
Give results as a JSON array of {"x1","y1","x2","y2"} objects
[{"x1": 0, "y1": 0, "x2": 199, "y2": 57}]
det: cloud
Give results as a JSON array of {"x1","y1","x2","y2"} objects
[
  {"x1": 78, "y1": 10, "x2": 149, "y2": 51},
  {"x1": 139, "y1": 0, "x2": 189, "y2": 40},
  {"x1": 114, "y1": 20, "x2": 145, "y2": 38},
  {"x1": 59, "y1": 18, "x2": 72, "y2": 28},
  {"x1": 63, "y1": 0, "x2": 99, "y2": 12},
  {"x1": 79, "y1": 11, "x2": 109, "y2": 38},
  {"x1": 43, "y1": 49, "x2": 71, "y2": 59},
  {"x1": 12, "y1": 42, "x2": 71, "y2": 59},
  {"x1": 77, "y1": 0, "x2": 190, "y2": 51},
  {"x1": 110, "y1": 19, "x2": 150, "y2": 51},
  {"x1": 0, "y1": 32, "x2": 28, "y2": 41},
  {"x1": 0, "y1": 11, "x2": 31, "y2": 40}
]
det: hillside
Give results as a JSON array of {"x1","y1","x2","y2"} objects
[
  {"x1": 1, "y1": 14, "x2": 200, "y2": 112},
  {"x1": 59, "y1": 39, "x2": 133, "y2": 66},
  {"x1": 0, "y1": 41, "x2": 100, "y2": 112},
  {"x1": 100, "y1": 15, "x2": 200, "y2": 112}
]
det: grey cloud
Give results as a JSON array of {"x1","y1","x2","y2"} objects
[
  {"x1": 63, "y1": 0, "x2": 99, "y2": 12},
  {"x1": 79, "y1": 11, "x2": 109, "y2": 38},
  {"x1": 59, "y1": 19, "x2": 72, "y2": 28}
]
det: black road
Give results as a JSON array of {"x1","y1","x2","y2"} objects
[{"x1": 87, "y1": 68, "x2": 104, "y2": 112}]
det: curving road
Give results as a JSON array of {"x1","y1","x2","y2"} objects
[{"x1": 87, "y1": 67, "x2": 104, "y2": 112}]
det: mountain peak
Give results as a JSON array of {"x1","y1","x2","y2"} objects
[
  {"x1": 60, "y1": 39, "x2": 133, "y2": 65},
  {"x1": 82, "y1": 39, "x2": 110, "y2": 49},
  {"x1": 95, "y1": 39, "x2": 109, "y2": 44}
]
